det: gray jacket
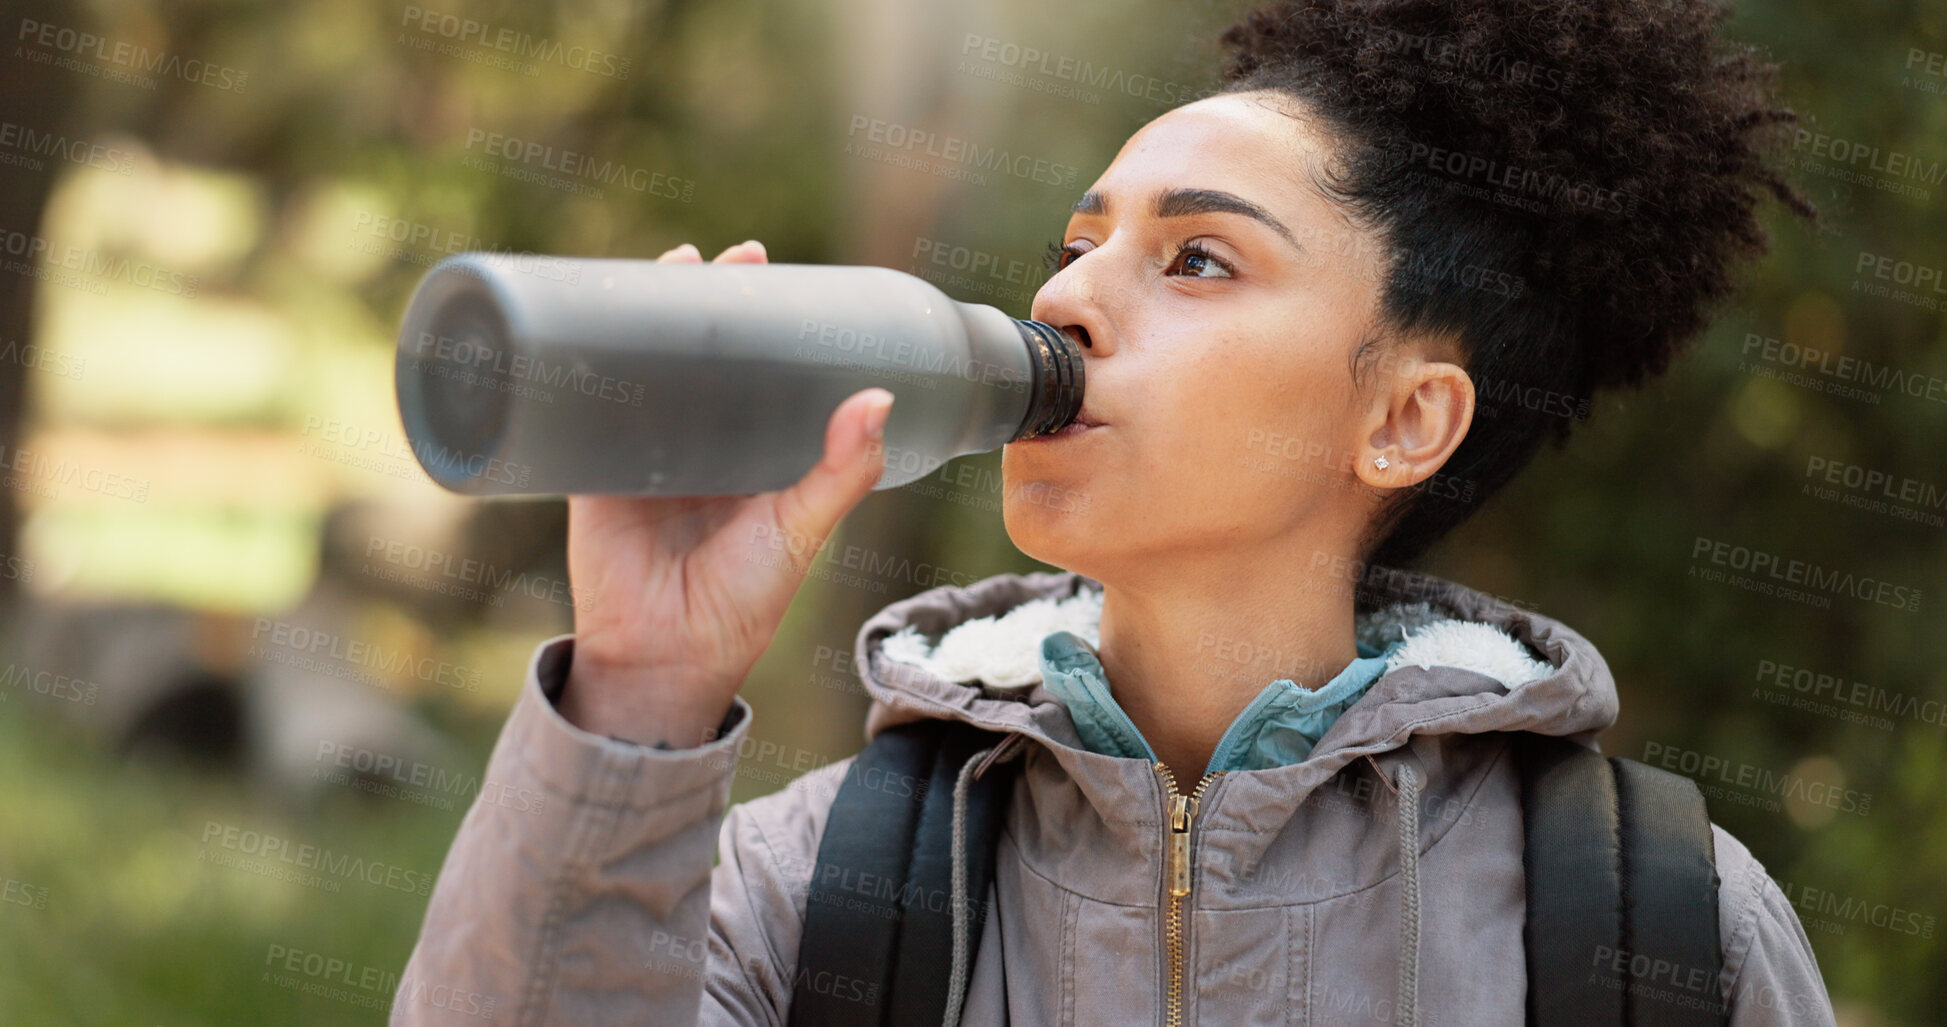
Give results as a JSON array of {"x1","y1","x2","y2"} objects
[{"x1": 393, "y1": 568, "x2": 1836, "y2": 1025}]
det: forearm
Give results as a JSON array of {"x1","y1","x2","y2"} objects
[{"x1": 393, "y1": 634, "x2": 751, "y2": 1026}]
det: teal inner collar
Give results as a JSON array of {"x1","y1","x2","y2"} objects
[{"x1": 1038, "y1": 629, "x2": 1400, "y2": 774}]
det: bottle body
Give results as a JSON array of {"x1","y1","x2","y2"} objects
[{"x1": 394, "y1": 254, "x2": 1082, "y2": 497}]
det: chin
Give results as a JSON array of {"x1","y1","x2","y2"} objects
[
  {"x1": 1002, "y1": 484, "x2": 1105, "y2": 571},
  {"x1": 1000, "y1": 441, "x2": 1113, "y2": 561}
]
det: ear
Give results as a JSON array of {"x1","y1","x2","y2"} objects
[{"x1": 1353, "y1": 346, "x2": 1474, "y2": 492}]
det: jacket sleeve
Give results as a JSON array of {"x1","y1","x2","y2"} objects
[
  {"x1": 390, "y1": 632, "x2": 825, "y2": 1026},
  {"x1": 1713, "y1": 825, "x2": 1839, "y2": 1027}
]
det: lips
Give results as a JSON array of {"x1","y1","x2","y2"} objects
[
  {"x1": 1040, "y1": 417, "x2": 1102, "y2": 440},
  {"x1": 1015, "y1": 407, "x2": 1106, "y2": 443}
]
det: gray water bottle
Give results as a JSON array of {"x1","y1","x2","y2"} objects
[{"x1": 394, "y1": 253, "x2": 1084, "y2": 496}]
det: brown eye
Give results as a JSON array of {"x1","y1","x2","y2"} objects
[{"x1": 1164, "y1": 243, "x2": 1234, "y2": 279}]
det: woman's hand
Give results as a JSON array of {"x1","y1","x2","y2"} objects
[{"x1": 556, "y1": 239, "x2": 894, "y2": 748}]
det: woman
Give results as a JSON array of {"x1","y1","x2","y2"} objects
[{"x1": 395, "y1": 0, "x2": 1834, "y2": 1023}]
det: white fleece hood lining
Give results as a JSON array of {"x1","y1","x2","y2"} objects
[{"x1": 878, "y1": 584, "x2": 1557, "y2": 692}]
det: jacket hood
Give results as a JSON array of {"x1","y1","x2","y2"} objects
[{"x1": 854, "y1": 567, "x2": 1620, "y2": 773}]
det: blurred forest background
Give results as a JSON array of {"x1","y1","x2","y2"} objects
[{"x1": 0, "y1": 0, "x2": 1942, "y2": 1022}]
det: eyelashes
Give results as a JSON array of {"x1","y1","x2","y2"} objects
[
  {"x1": 1043, "y1": 238, "x2": 1237, "y2": 278},
  {"x1": 1044, "y1": 238, "x2": 1076, "y2": 273}
]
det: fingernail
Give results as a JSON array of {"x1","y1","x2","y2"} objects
[{"x1": 864, "y1": 394, "x2": 893, "y2": 440}]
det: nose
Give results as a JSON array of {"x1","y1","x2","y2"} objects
[{"x1": 1031, "y1": 256, "x2": 1115, "y2": 359}]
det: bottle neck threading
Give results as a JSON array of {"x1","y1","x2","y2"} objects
[{"x1": 1012, "y1": 319, "x2": 1085, "y2": 440}]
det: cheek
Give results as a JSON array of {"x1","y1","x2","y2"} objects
[
  {"x1": 1161, "y1": 347, "x2": 1344, "y2": 459},
  {"x1": 1146, "y1": 348, "x2": 1359, "y2": 513},
  {"x1": 1098, "y1": 380, "x2": 1240, "y2": 514}
]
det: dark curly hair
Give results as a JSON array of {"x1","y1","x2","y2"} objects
[{"x1": 1212, "y1": 0, "x2": 1816, "y2": 577}]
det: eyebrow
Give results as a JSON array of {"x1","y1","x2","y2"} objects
[{"x1": 1071, "y1": 187, "x2": 1302, "y2": 251}]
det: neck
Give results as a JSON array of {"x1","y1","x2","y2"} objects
[{"x1": 1092, "y1": 543, "x2": 1360, "y2": 793}]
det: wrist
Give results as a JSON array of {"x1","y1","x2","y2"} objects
[{"x1": 558, "y1": 648, "x2": 737, "y2": 749}]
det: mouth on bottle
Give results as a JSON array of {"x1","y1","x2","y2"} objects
[{"x1": 1012, "y1": 319, "x2": 1085, "y2": 439}]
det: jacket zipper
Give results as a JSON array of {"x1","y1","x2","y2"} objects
[{"x1": 1158, "y1": 763, "x2": 1222, "y2": 1027}]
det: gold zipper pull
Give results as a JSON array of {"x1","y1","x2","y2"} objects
[{"x1": 1167, "y1": 793, "x2": 1196, "y2": 897}]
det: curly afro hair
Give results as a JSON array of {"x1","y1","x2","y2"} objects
[{"x1": 1213, "y1": 0, "x2": 1816, "y2": 575}]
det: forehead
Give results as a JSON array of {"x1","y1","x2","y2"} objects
[{"x1": 1085, "y1": 91, "x2": 1332, "y2": 220}]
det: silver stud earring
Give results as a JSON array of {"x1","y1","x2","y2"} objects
[{"x1": 1374, "y1": 455, "x2": 1390, "y2": 470}]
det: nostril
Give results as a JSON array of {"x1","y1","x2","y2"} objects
[{"x1": 1063, "y1": 325, "x2": 1092, "y2": 349}]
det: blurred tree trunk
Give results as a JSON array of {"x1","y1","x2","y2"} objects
[{"x1": 0, "y1": 0, "x2": 81, "y2": 610}]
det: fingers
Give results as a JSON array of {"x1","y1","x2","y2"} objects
[
  {"x1": 713, "y1": 240, "x2": 767, "y2": 264},
  {"x1": 769, "y1": 388, "x2": 893, "y2": 567},
  {"x1": 656, "y1": 241, "x2": 769, "y2": 264}
]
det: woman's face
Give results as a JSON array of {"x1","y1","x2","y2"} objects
[{"x1": 1002, "y1": 90, "x2": 1472, "y2": 581}]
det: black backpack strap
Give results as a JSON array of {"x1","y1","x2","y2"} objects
[
  {"x1": 788, "y1": 719, "x2": 1018, "y2": 1027},
  {"x1": 1513, "y1": 732, "x2": 1726, "y2": 1027},
  {"x1": 787, "y1": 719, "x2": 940, "y2": 1026},
  {"x1": 1515, "y1": 731, "x2": 1627, "y2": 1026},
  {"x1": 884, "y1": 721, "x2": 1017, "y2": 1025},
  {"x1": 1611, "y1": 756, "x2": 1726, "y2": 1025}
]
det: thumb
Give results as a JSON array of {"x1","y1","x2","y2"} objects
[{"x1": 769, "y1": 388, "x2": 894, "y2": 566}]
